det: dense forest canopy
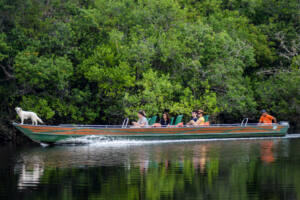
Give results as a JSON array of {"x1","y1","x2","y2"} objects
[{"x1": 0, "y1": 0, "x2": 299, "y2": 140}]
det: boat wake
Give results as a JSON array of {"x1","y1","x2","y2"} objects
[
  {"x1": 55, "y1": 136, "x2": 109, "y2": 145},
  {"x1": 285, "y1": 133, "x2": 300, "y2": 138},
  {"x1": 40, "y1": 133, "x2": 300, "y2": 147}
]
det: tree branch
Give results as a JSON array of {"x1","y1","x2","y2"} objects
[
  {"x1": 256, "y1": 68, "x2": 293, "y2": 75},
  {"x1": 0, "y1": 63, "x2": 14, "y2": 80},
  {"x1": 276, "y1": 32, "x2": 300, "y2": 61}
]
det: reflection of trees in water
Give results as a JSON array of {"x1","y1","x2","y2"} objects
[
  {"x1": 10, "y1": 140, "x2": 300, "y2": 200},
  {"x1": 135, "y1": 144, "x2": 211, "y2": 175}
]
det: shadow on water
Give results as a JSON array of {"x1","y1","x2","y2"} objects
[{"x1": 1, "y1": 134, "x2": 300, "y2": 200}]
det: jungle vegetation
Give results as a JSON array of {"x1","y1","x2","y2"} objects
[{"x1": 0, "y1": 0, "x2": 299, "y2": 142}]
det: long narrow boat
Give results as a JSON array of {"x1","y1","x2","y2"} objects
[{"x1": 13, "y1": 121, "x2": 289, "y2": 144}]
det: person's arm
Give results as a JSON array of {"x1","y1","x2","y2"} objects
[
  {"x1": 195, "y1": 118, "x2": 203, "y2": 126},
  {"x1": 268, "y1": 115, "x2": 277, "y2": 123},
  {"x1": 159, "y1": 119, "x2": 163, "y2": 125},
  {"x1": 132, "y1": 122, "x2": 139, "y2": 127},
  {"x1": 139, "y1": 118, "x2": 148, "y2": 127},
  {"x1": 186, "y1": 120, "x2": 192, "y2": 125},
  {"x1": 189, "y1": 120, "x2": 197, "y2": 126}
]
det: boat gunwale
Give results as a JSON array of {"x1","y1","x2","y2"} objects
[
  {"x1": 20, "y1": 130, "x2": 286, "y2": 137},
  {"x1": 12, "y1": 122, "x2": 288, "y2": 130}
]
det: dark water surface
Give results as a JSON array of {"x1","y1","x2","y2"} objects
[{"x1": 1, "y1": 135, "x2": 300, "y2": 200}]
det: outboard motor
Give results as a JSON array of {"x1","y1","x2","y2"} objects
[{"x1": 279, "y1": 121, "x2": 290, "y2": 127}]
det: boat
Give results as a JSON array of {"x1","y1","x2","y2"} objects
[{"x1": 13, "y1": 120, "x2": 289, "y2": 144}]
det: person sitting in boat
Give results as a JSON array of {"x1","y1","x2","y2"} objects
[
  {"x1": 160, "y1": 112, "x2": 170, "y2": 126},
  {"x1": 186, "y1": 111, "x2": 198, "y2": 126},
  {"x1": 132, "y1": 110, "x2": 149, "y2": 127},
  {"x1": 196, "y1": 110, "x2": 205, "y2": 125},
  {"x1": 187, "y1": 110, "x2": 205, "y2": 126},
  {"x1": 259, "y1": 110, "x2": 277, "y2": 124}
]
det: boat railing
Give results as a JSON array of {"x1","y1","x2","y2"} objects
[
  {"x1": 54, "y1": 122, "x2": 283, "y2": 129},
  {"x1": 241, "y1": 118, "x2": 249, "y2": 127},
  {"x1": 122, "y1": 118, "x2": 129, "y2": 128}
]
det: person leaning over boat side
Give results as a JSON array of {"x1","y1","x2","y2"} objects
[
  {"x1": 186, "y1": 111, "x2": 198, "y2": 126},
  {"x1": 259, "y1": 110, "x2": 277, "y2": 124},
  {"x1": 132, "y1": 110, "x2": 149, "y2": 127},
  {"x1": 160, "y1": 112, "x2": 170, "y2": 126}
]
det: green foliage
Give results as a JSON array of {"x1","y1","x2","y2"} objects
[
  {"x1": 256, "y1": 68, "x2": 300, "y2": 124},
  {"x1": 80, "y1": 45, "x2": 135, "y2": 95},
  {"x1": 170, "y1": 84, "x2": 220, "y2": 117},
  {"x1": 123, "y1": 69, "x2": 182, "y2": 117},
  {"x1": 14, "y1": 49, "x2": 73, "y2": 91},
  {"x1": 0, "y1": 33, "x2": 10, "y2": 62}
]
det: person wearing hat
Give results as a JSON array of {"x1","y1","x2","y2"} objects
[
  {"x1": 187, "y1": 109, "x2": 205, "y2": 126},
  {"x1": 196, "y1": 110, "x2": 205, "y2": 125},
  {"x1": 259, "y1": 110, "x2": 277, "y2": 124},
  {"x1": 132, "y1": 110, "x2": 149, "y2": 127}
]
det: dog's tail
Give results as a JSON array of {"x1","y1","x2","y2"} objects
[{"x1": 37, "y1": 117, "x2": 44, "y2": 124}]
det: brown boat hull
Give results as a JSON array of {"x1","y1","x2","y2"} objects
[{"x1": 13, "y1": 123, "x2": 289, "y2": 144}]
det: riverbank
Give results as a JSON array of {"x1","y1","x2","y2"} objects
[{"x1": 0, "y1": 123, "x2": 33, "y2": 145}]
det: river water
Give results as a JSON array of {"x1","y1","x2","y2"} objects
[{"x1": 1, "y1": 135, "x2": 300, "y2": 200}]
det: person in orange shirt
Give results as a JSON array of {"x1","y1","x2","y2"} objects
[{"x1": 259, "y1": 110, "x2": 277, "y2": 124}]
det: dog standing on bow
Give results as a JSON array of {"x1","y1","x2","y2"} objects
[{"x1": 15, "y1": 107, "x2": 44, "y2": 125}]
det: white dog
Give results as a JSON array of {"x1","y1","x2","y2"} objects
[{"x1": 15, "y1": 107, "x2": 44, "y2": 125}]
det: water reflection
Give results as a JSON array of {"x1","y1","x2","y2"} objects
[
  {"x1": 18, "y1": 161, "x2": 44, "y2": 189},
  {"x1": 260, "y1": 141, "x2": 275, "y2": 163},
  {"x1": 1, "y1": 137, "x2": 300, "y2": 200}
]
